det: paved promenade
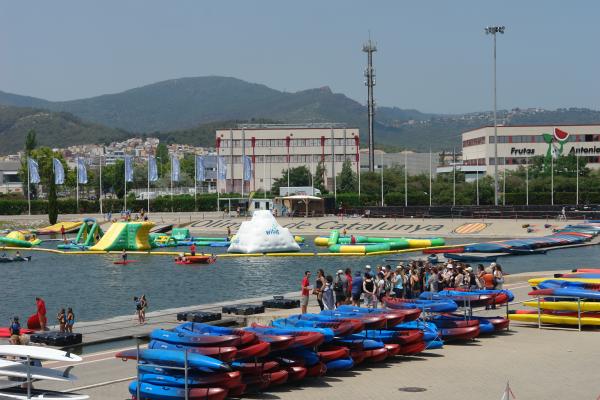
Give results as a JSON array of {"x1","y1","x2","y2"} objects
[
  {"x1": 34, "y1": 270, "x2": 600, "y2": 400},
  {"x1": 0, "y1": 212, "x2": 580, "y2": 238}
]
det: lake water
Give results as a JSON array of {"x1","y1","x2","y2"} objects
[{"x1": 1, "y1": 236, "x2": 598, "y2": 325}]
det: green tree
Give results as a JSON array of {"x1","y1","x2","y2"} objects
[
  {"x1": 25, "y1": 130, "x2": 37, "y2": 155},
  {"x1": 337, "y1": 159, "x2": 357, "y2": 193},
  {"x1": 155, "y1": 143, "x2": 169, "y2": 170},
  {"x1": 271, "y1": 166, "x2": 311, "y2": 195},
  {"x1": 313, "y1": 161, "x2": 327, "y2": 194}
]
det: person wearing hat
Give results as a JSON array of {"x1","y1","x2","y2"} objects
[
  {"x1": 333, "y1": 270, "x2": 348, "y2": 307},
  {"x1": 9, "y1": 316, "x2": 20, "y2": 344},
  {"x1": 364, "y1": 265, "x2": 371, "y2": 274}
]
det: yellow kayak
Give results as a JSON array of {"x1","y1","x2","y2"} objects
[
  {"x1": 523, "y1": 300, "x2": 600, "y2": 312},
  {"x1": 509, "y1": 312, "x2": 600, "y2": 326},
  {"x1": 528, "y1": 277, "x2": 600, "y2": 286}
]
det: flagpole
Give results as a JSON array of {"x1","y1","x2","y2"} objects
[
  {"x1": 526, "y1": 155, "x2": 529, "y2": 206},
  {"x1": 358, "y1": 151, "x2": 361, "y2": 198},
  {"x1": 429, "y1": 149, "x2": 432, "y2": 207},
  {"x1": 453, "y1": 148, "x2": 456, "y2": 207},
  {"x1": 124, "y1": 158, "x2": 127, "y2": 212},
  {"x1": 216, "y1": 153, "x2": 220, "y2": 212},
  {"x1": 76, "y1": 157, "x2": 79, "y2": 214},
  {"x1": 404, "y1": 152, "x2": 408, "y2": 207},
  {"x1": 194, "y1": 154, "x2": 198, "y2": 212},
  {"x1": 147, "y1": 155, "x2": 150, "y2": 214},
  {"x1": 170, "y1": 155, "x2": 173, "y2": 212},
  {"x1": 263, "y1": 153, "x2": 267, "y2": 199},
  {"x1": 27, "y1": 158, "x2": 31, "y2": 216},
  {"x1": 380, "y1": 152, "x2": 384, "y2": 207},
  {"x1": 503, "y1": 166, "x2": 506, "y2": 206},
  {"x1": 576, "y1": 154, "x2": 579, "y2": 205},
  {"x1": 99, "y1": 156, "x2": 103, "y2": 216},
  {"x1": 551, "y1": 153, "x2": 554, "y2": 206}
]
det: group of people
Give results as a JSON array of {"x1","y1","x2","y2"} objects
[
  {"x1": 9, "y1": 297, "x2": 77, "y2": 344},
  {"x1": 300, "y1": 260, "x2": 505, "y2": 312},
  {"x1": 56, "y1": 308, "x2": 75, "y2": 333},
  {"x1": 134, "y1": 295, "x2": 148, "y2": 324}
]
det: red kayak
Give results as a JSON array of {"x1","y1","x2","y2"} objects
[
  {"x1": 440, "y1": 326, "x2": 480, "y2": 341},
  {"x1": 250, "y1": 324, "x2": 325, "y2": 348},
  {"x1": 572, "y1": 268, "x2": 600, "y2": 273},
  {"x1": 384, "y1": 343, "x2": 401, "y2": 356},
  {"x1": 232, "y1": 361, "x2": 278, "y2": 375},
  {"x1": 305, "y1": 362, "x2": 327, "y2": 377},
  {"x1": 282, "y1": 366, "x2": 307, "y2": 382},
  {"x1": 243, "y1": 369, "x2": 288, "y2": 388},
  {"x1": 432, "y1": 318, "x2": 479, "y2": 329},
  {"x1": 382, "y1": 308, "x2": 421, "y2": 322},
  {"x1": 0, "y1": 327, "x2": 35, "y2": 338},
  {"x1": 444, "y1": 313, "x2": 510, "y2": 331},
  {"x1": 235, "y1": 341, "x2": 270, "y2": 359},
  {"x1": 423, "y1": 247, "x2": 464, "y2": 254},
  {"x1": 254, "y1": 335, "x2": 294, "y2": 352},
  {"x1": 391, "y1": 329, "x2": 424, "y2": 345},
  {"x1": 114, "y1": 260, "x2": 138, "y2": 265},
  {"x1": 363, "y1": 347, "x2": 388, "y2": 363},
  {"x1": 317, "y1": 345, "x2": 350, "y2": 362},
  {"x1": 398, "y1": 340, "x2": 427, "y2": 355},
  {"x1": 175, "y1": 255, "x2": 216, "y2": 265},
  {"x1": 350, "y1": 349, "x2": 366, "y2": 365}
]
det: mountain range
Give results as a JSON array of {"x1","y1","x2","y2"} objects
[{"x1": 1, "y1": 76, "x2": 600, "y2": 154}]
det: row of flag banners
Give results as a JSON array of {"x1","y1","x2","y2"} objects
[{"x1": 27, "y1": 155, "x2": 251, "y2": 185}]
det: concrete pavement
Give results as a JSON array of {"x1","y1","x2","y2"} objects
[{"x1": 31, "y1": 272, "x2": 600, "y2": 400}]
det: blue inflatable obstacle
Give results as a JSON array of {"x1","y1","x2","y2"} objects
[{"x1": 129, "y1": 381, "x2": 228, "y2": 400}]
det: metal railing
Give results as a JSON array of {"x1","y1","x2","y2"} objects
[{"x1": 532, "y1": 295, "x2": 585, "y2": 331}]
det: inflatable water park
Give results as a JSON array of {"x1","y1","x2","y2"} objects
[
  {"x1": 2, "y1": 215, "x2": 600, "y2": 262},
  {"x1": 116, "y1": 287, "x2": 513, "y2": 399}
]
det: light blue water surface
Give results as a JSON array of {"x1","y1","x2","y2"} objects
[{"x1": 0, "y1": 237, "x2": 596, "y2": 325}]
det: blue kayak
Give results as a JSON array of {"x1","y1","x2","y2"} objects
[
  {"x1": 431, "y1": 315, "x2": 494, "y2": 334},
  {"x1": 139, "y1": 373, "x2": 221, "y2": 387},
  {"x1": 533, "y1": 287, "x2": 600, "y2": 300},
  {"x1": 272, "y1": 318, "x2": 348, "y2": 336},
  {"x1": 134, "y1": 349, "x2": 230, "y2": 373},
  {"x1": 539, "y1": 279, "x2": 599, "y2": 290},
  {"x1": 352, "y1": 330, "x2": 403, "y2": 343},
  {"x1": 128, "y1": 381, "x2": 227, "y2": 399},
  {"x1": 248, "y1": 325, "x2": 335, "y2": 342},
  {"x1": 425, "y1": 340, "x2": 444, "y2": 350},
  {"x1": 325, "y1": 357, "x2": 354, "y2": 371},
  {"x1": 286, "y1": 349, "x2": 320, "y2": 366},
  {"x1": 395, "y1": 321, "x2": 440, "y2": 342},
  {"x1": 175, "y1": 322, "x2": 239, "y2": 335},
  {"x1": 150, "y1": 329, "x2": 242, "y2": 347},
  {"x1": 382, "y1": 298, "x2": 459, "y2": 313},
  {"x1": 333, "y1": 337, "x2": 384, "y2": 350}
]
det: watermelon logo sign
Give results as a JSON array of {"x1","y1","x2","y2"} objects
[{"x1": 543, "y1": 128, "x2": 569, "y2": 160}]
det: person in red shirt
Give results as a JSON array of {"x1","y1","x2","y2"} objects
[
  {"x1": 301, "y1": 271, "x2": 311, "y2": 314},
  {"x1": 36, "y1": 297, "x2": 47, "y2": 331},
  {"x1": 190, "y1": 243, "x2": 196, "y2": 256},
  {"x1": 60, "y1": 225, "x2": 67, "y2": 244},
  {"x1": 345, "y1": 268, "x2": 353, "y2": 304}
]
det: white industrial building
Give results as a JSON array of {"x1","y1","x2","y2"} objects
[
  {"x1": 215, "y1": 124, "x2": 360, "y2": 193},
  {"x1": 461, "y1": 124, "x2": 600, "y2": 175}
]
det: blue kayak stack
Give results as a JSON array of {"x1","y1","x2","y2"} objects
[{"x1": 119, "y1": 288, "x2": 513, "y2": 399}]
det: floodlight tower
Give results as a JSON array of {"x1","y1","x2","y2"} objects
[
  {"x1": 485, "y1": 25, "x2": 505, "y2": 206},
  {"x1": 363, "y1": 38, "x2": 377, "y2": 172}
]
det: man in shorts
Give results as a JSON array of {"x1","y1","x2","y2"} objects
[{"x1": 301, "y1": 271, "x2": 311, "y2": 314}]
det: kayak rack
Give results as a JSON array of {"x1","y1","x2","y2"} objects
[
  {"x1": 134, "y1": 337, "x2": 192, "y2": 400},
  {"x1": 532, "y1": 295, "x2": 585, "y2": 332}
]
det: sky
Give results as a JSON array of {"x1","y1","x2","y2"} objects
[{"x1": 0, "y1": 0, "x2": 599, "y2": 114}]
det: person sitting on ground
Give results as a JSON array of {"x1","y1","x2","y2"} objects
[
  {"x1": 323, "y1": 275, "x2": 335, "y2": 310},
  {"x1": 57, "y1": 309, "x2": 66, "y2": 333},
  {"x1": 9, "y1": 316, "x2": 20, "y2": 345},
  {"x1": 66, "y1": 308, "x2": 75, "y2": 333},
  {"x1": 15, "y1": 251, "x2": 21, "y2": 259}
]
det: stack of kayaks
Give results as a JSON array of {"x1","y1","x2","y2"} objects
[
  {"x1": 510, "y1": 270, "x2": 600, "y2": 326},
  {"x1": 118, "y1": 289, "x2": 513, "y2": 399}
]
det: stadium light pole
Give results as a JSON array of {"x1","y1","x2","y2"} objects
[{"x1": 485, "y1": 25, "x2": 505, "y2": 206}]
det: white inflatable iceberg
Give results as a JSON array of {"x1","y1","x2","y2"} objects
[{"x1": 228, "y1": 210, "x2": 301, "y2": 254}]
